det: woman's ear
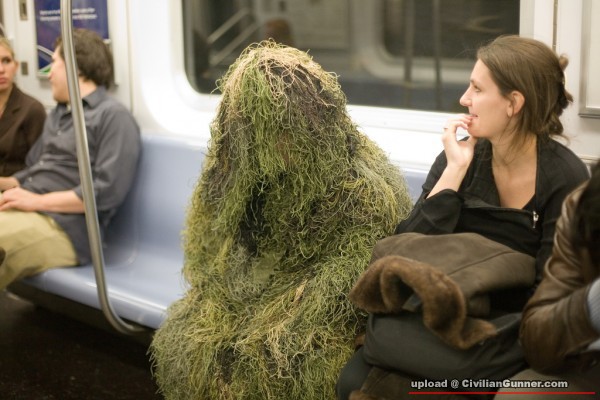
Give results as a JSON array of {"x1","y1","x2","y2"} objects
[{"x1": 507, "y1": 90, "x2": 525, "y2": 117}]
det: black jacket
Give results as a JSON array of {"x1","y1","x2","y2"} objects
[{"x1": 396, "y1": 138, "x2": 589, "y2": 284}]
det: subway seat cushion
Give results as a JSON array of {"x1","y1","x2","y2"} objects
[{"x1": 18, "y1": 135, "x2": 428, "y2": 329}]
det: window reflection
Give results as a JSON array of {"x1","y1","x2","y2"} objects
[{"x1": 182, "y1": 0, "x2": 519, "y2": 112}]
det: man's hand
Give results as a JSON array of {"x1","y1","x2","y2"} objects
[
  {"x1": 0, "y1": 188, "x2": 85, "y2": 213},
  {"x1": 0, "y1": 187, "x2": 43, "y2": 212}
]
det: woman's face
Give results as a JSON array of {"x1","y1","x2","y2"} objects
[
  {"x1": 459, "y1": 59, "x2": 514, "y2": 141},
  {"x1": 0, "y1": 45, "x2": 18, "y2": 94}
]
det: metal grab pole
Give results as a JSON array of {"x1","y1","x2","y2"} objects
[
  {"x1": 432, "y1": 0, "x2": 443, "y2": 110},
  {"x1": 60, "y1": 0, "x2": 141, "y2": 334}
]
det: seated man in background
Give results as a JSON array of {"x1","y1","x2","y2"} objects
[{"x1": 0, "y1": 28, "x2": 140, "y2": 290}]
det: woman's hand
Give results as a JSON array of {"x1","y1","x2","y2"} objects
[
  {"x1": 426, "y1": 114, "x2": 478, "y2": 198},
  {"x1": 441, "y1": 114, "x2": 477, "y2": 170},
  {"x1": 0, "y1": 177, "x2": 19, "y2": 192}
]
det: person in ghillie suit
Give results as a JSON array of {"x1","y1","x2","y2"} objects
[{"x1": 150, "y1": 41, "x2": 413, "y2": 400}]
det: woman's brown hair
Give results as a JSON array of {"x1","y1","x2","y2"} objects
[{"x1": 477, "y1": 35, "x2": 572, "y2": 150}]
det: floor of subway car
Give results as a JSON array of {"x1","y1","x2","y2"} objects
[{"x1": 0, "y1": 290, "x2": 162, "y2": 400}]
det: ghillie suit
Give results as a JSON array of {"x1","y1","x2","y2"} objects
[{"x1": 150, "y1": 41, "x2": 413, "y2": 400}]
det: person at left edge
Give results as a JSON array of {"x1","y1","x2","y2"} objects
[
  {"x1": 0, "y1": 36, "x2": 46, "y2": 176},
  {"x1": 0, "y1": 28, "x2": 141, "y2": 290}
]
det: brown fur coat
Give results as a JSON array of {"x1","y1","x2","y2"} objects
[{"x1": 349, "y1": 232, "x2": 535, "y2": 350}]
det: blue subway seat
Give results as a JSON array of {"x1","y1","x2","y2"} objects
[
  {"x1": 402, "y1": 166, "x2": 429, "y2": 203},
  {"x1": 10, "y1": 134, "x2": 429, "y2": 330},
  {"x1": 13, "y1": 135, "x2": 206, "y2": 329}
]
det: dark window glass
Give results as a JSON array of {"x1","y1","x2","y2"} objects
[{"x1": 182, "y1": 0, "x2": 519, "y2": 112}]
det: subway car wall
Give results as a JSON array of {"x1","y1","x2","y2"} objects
[{"x1": 3, "y1": 0, "x2": 598, "y2": 168}]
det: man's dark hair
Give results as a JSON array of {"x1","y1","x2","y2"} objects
[
  {"x1": 55, "y1": 28, "x2": 114, "y2": 88},
  {"x1": 574, "y1": 160, "x2": 600, "y2": 266}
]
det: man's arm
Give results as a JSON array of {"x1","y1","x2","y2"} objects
[
  {"x1": 0, "y1": 187, "x2": 84, "y2": 213},
  {"x1": 79, "y1": 105, "x2": 140, "y2": 211}
]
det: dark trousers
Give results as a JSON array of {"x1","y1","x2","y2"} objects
[
  {"x1": 336, "y1": 347, "x2": 372, "y2": 400},
  {"x1": 336, "y1": 347, "x2": 471, "y2": 400}
]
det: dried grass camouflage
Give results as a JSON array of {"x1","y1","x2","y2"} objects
[{"x1": 150, "y1": 41, "x2": 413, "y2": 400}]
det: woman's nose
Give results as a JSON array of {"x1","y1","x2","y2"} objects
[{"x1": 459, "y1": 90, "x2": 470, "y2": 107}]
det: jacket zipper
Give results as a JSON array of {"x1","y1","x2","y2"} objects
[{"x1": 465, "y1": 204, "x2": 539, "y2": 230}]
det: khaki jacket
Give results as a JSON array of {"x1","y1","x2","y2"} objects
[{"x1": 520, "y1": 183, "x2": 600, "y2": 373}]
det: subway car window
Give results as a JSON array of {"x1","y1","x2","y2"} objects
[{"x1": 182, "y1": 0, "x2": 519, "y2": 112}]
